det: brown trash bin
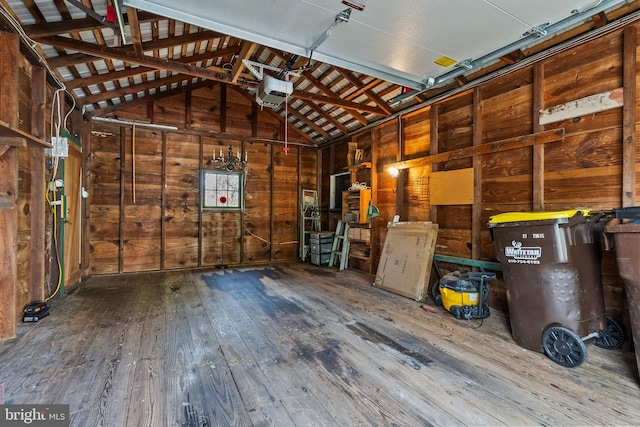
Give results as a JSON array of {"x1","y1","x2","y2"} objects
[
  {"x1": 605, "y1": 207, "x2": 640, "y2": 380},
  {"x1": 489, "y1": 210, "x2": 622, "y2": 367}
]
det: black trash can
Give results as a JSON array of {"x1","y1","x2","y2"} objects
[
  {"x1": 604, "y1": 207, "x2": 640, "y2": 380},
  {"x1": 488, "y1": 209, "x2": 622, "y2": 367}
]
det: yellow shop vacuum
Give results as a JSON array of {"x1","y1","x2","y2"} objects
[{"x1": 434, "y1": 271, "x2": 496, "y2": 320}]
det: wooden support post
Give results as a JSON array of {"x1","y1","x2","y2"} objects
[
  {"x1": 198, "y1": 135, "x2": 203, "y2": 267},
  {"x1": 533, "y1": 63, "x2": 545, "y2": 211},
  {"x1": 623, "y1": 26, "x2": 637, "y2": 207},
  {"x1": 396, "y1": 169, "x2": 408, "y2": 221},
  {"x1": 81, "y1": 113, "x2": 91, "y2": 276},
  {"x1": 220, "y1": 85, "x2": 227, "y2": 133},
  {"x1": 132, "y1": 122, "x2": 136, "y2": 204},
  {"x1": 146, "y1": 100, "x2": 154, "y2": 123},
  {"x1": 251, "y1": 103, "x2": 258, "y2": 137},
  {"x1": 30, "y1": 65, "x2": 46, "y2": 302},
  {"x1": 429, "y1": 105, "x2": 439, "y2": 224},
  {"x1": 395, "y1": 117, "x2": 407, "y2": 220},
  {"x1": 0, "y1": 32, "x2": 19, "y2": 129},
  {"x1": 0, "y1": 148, "x2": 18, "y2": 339},
  {"x1": 118, "y1": 127, "x2": 126, "y2": 273},
  {"x1": 270, "y1": 144, "x2": 275, "y2": 262},
  {"x1": 472, "y1": 88, "x2": 483, "y2": 263},
  {"x1": 0, "y1": 31, "x2": 19, "y2": 338},
  {"x1": 185, "y1": 89, "x2": 192, "y2": 131},
  {"x1": 369, "y1": 129, "x2": 378, "y2": 269},
  {"x1": 161, "y1": 132, "x2": 167, "y2": 269}
]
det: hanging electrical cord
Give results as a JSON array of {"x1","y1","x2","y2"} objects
[
  {"x1": 283, "y1": 74, "x2": 290, "y2": 155},
  {"x1": 45, "y1": 186, "x2": 63, "y2": 301}
]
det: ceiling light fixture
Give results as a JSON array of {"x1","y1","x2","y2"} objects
[{"x1": 214, "y1": 144, "x2": 248, "y2": 172}]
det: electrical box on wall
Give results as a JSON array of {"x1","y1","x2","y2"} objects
[{"x1": 45, "y1": 137, "x2": 69, "y2": 158}]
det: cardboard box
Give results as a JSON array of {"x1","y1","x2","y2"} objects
[{"x1": 373, "y1": 222, "x2": 439, "y2": 301}]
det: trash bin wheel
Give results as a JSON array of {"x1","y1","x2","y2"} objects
[
  {"x1": 541, "y1": 326, "x2": 588, "y2": 368},
  {"x1": 431, "y1": 282, "x2": 443, "y2": 307},
  {"x1": 594, "y1": 316, "x2": 625, "y2": 350}
]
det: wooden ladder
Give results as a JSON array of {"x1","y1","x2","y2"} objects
[{"x1": 329, "y1": 220, "x2": 350, "y2": 271}]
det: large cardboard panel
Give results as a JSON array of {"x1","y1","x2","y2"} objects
[{"x1": 373, "y1": 222, "x2": 438, "y2": 301}]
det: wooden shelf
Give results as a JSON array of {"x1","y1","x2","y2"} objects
[
  {"x1": 347, "y1": 161, "x2": 371, "y2": 171},
  {"x1": 0, "y1": 120, "x2": 50, "y2": 149}
]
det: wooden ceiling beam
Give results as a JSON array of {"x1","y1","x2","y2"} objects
[
  {"x1": 232, "y1": 87, "x2": 315, "y2": 144},
  {"x1": 300, "y1": 100, "x2": 348, "y2": 135},
  {"x1": 81, "y1": 73, "x2": 195, "y2": 105},
  {"x1": 126, "y1": 7, "x2": 144, "y2": 54},
  {"x1": 140, "y1": 30, "x2": 223, "y2": 52},
  {"x1": 90, "y1": 80, "x2": 216, "y2": 116},
  {"x1": 500, "y1": 49, "x2": 525, "y2": 65},
  {"x1": 36, "y1": 36, "x2": 235, "y2": 84},
  {"x1": 279, "y1": 103, "x2": 331, "y2": 140},
  {"x1": 339, "y1": 72, "x2": 393, "y2": 116},
  {"x1": 23, "y1": 11, "x2": 161, "y2": 38},
  {"x1": 292, "y1": 89, "x2": 385, "y2": 116},
  {"x1": 230, "y1": 41, "x2": 256, "y2": 84},
  {"x1": 64, "y1": 47, "x2": 245, "y2": 89},
  {"x1": 48, "y1": 43, "x2": 240, "y2": 69}
]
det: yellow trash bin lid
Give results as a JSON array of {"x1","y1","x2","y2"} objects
[{"x1": 488, "y1": 209, "x2": 591, "y2": 224}]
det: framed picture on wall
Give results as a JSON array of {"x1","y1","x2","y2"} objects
[{"x1": 202, "y1": 170, "x2": 243, "y2": 210}]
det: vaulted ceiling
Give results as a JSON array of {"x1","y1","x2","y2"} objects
[{"x1": 1, "y1": 0, "x2": 639, "y2": 146}]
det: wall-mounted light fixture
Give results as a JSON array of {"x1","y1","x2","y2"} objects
[{"x1": 388, "y1": 166, "x2": 400, "y2": 178}]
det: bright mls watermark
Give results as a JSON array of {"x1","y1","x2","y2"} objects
[{"x1": 0, "y1": 405, "x2": 69, "y2": 426}]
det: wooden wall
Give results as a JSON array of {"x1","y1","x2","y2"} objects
[
  {"x1": 322, "y1": 20, "x2": 640, "y2": 322},
  {"x1": 0, "y1": 30, "x2": 65, "y2": 338},
  {"x1": 88, "y1": 85, "x2": 317, "y2": 274}
]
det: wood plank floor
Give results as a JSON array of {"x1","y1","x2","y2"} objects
[{"x1": 1, "y1": 262, "x2": 640, "y2": 426}]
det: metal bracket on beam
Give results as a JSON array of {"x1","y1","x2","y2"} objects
[
  {"x1": 308, "y1": 8, "x2": 352, "y2": 55},
  {"x1": 242, "y1": 59, "x2": 300, "y2": 81},
  {"x1": 522, "y1": 23, "x2": 550, "y2": 38},
  {"x1": 456, "y1": 59, "x2": 474, "y2": 70}
]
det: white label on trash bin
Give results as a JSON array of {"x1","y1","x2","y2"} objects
[{"x1": 505, "y1": 240, "x2": 541, "y2": 264}]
